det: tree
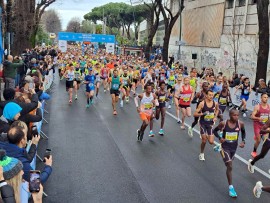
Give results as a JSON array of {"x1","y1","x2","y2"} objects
[
  {"x1": 81, "y1": 20, "x2": 95, "y2": 34},
  {"x1": 66, "y1": 17, "x2": 81, "y2": 33},
  {"x1": 41, "y1": 9, "x2": 62, "y2": 34},
  {"x1": 255, "y1": 0, "x2": 269, "y2": 86},
  {"x1": 158, "y1": 0, "x2": 184, "y2": 63}
]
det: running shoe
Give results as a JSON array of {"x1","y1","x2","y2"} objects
[
  {"x1": 140, "y1": 132, "x2": 144, "y2": 141},
  {"x1": 253, "y1": 181, "x2": 263, "y2": 198},
  {"x1": 113, "y1": 110, "x2": 117, "y2": 115},
  {"x1": 243, "y1": 113, "x2": 247, "y2": 117},
  {"x1": 149, "y1": 130, "x2": 155, "y2": 137},
  {"x1": 104, "y1": 89, "x2": 106, "y2": 93},
  {"x1": 69, "y1": 100, "x2": 72, "y2": 104},
  {"x1": 199, "y1": 153, "x2": 205, "y2": 161},
  {"x1": 75, "y1": 95, "x2": 78, "y2": 100},
  {"x1": 168, "y1": 104, "x2": 172, "y2": 109},
  {"x1": 90, "y1": 100, "x2": 94, "y2": 105},
  {"x1": 213, "y1": 144, "x2": 221, "y2": 152},
  {"x1": 248, "y1": 159, "x2": 255, "y2": 173},
  {"x1": 159, "y1": 129, "x2": 164, "y2": 136},
  {"x1": 177, "y1": 119, "x2": 181, "y2": 124},
  {"x1": 229, "y1": 186, "x2": 237, "y2": 198},
  {"x1": 120, "y1": 100, "x2": 124, "y2": 108},
  {"x1": 126, "y1": 97, "x2": 129, "y2": 103},
  {"x1": 188, "y1": 127, "x2": 193, "y2": 138},
  {"x1": 86, "y1": 104, "x2": 90, "y2": 108},
  {"x1": 137, "y1": 129, "x2": 141, "y2": 141},
  {"x1": 251, "y1": 151, "x2": 257, "y2": 158}
]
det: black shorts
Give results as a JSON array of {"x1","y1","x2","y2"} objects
[
  {"x1": 133, "y1": 79, "x2": 138, "y2": 84},
  {"x1": 221, "y1": 147, "x2": 236, "y2": 163},
  {"x1": 167, "y1": 85, "x2": 174, "y2": 92},
  {"x1": 100, "y1": 76, "x2": 108, "y2": 80},
  {"x1": 157, "y1": 103, "x2": 166, "y2": 108},
  {"x1": 123, "y1": 85, "x2": 129, "y2": 90},
  {"x1": 200, "y1": 124, "x2": 213, "y2": 136},
  {"x1": 179, "y1": 104, "x2": 190, "y2": 109},
  {"x1": 110, "y1": 89, "x2": 120, "y2": 96},
  {"x1": 74, "y1": 80, "x2": 81, "y2": 84},
  {"x1": 219, "y1": 105, "x2": 226, "y2": 114},
  {"x1": 66, "y1": 80, "x2": 74, "y2": 89}
]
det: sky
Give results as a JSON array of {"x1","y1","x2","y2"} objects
[{"x1": 49, "y1": 0, "x2": 129, "y2": 30}]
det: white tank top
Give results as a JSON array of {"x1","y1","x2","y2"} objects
[
  {"x1": 67, "y1": 70, "x2": 75, "y2": 81},
  {"x1": 141, "y1": 93, "x2": 154, "y2": 114}
]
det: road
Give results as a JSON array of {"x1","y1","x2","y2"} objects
[{"x1": 40, "y1": 76, "x2": 270, "y2": 203}]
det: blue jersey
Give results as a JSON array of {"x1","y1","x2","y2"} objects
[
  {"x1": 85, "y1": 74, "x2": 96, "y2": 91},
  {"x1": 212, "y1": 83, "x2": 223, "y2": 102}
]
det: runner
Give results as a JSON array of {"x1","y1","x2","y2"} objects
[
  {"x1": 253, "y1": 181, "x2": 270, "y2": 198},
  {"x1": 188, "y1": 82, "x2": 209, "y2": 137},
  {"x1": 213, "y1": 109, "x2": 246, "y2": 198},
  {"x1": 108, "y1": 69, "x2": 122, "y2": 115},
  {"x1": 194, "y1": 89, "x2": 219, "y2": 161},
  {"x1": 64, "y1": 64, "x2": 75, "y2": 104},
  {"x1": 235, "y1": 77, "x2": 251, "y2": 117},
  {"x1": 176, "y1": 77, "x2": 194, "y2": 130},
  {"x1": 250, "y1": 93, "x2": 270, "y2": 158},
  {"x1": 93, "y1": 63, "x2": 101, "y2": 98},
  {"x1": 167, "y1": 69, "x2": 176, "y2": 110},
  {"x1": 100, "y1": 64, "x2": 110, "y2": 92},
  {"x1": 120, "y1": 69, "x2": 131, "y2": 107},
  {"x1": 155, "y1": 81, "x2": 168, "y2": 135},
  {"x1": 74, "y1": 64, "x2": 83, "y2": 100},
  {"x1": 217, "y1": 83, "x2": 231, "y2": 122},
  {"x1": 84, "y1": 68, "x2": 96, "y2": 108},
  {"x1": 248, "y1": 117, "x2": 270, "y2": 173},
  {"x1": 131, "y1": 66, "x2": 140, "y2": 96},
  {"x1": 173, "y1": 77, "x2": 183, "y2": 123},
  {"x1": 135, "y1": 83, "x2": 158, "y2": 141},
  {"x1": 140, "y1": 62, "x2": 148, "y2": 91}
]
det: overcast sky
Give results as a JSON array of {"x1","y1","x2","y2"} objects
[{"x1": 49, "y1": 0, "x2": 128, "y2": 30}]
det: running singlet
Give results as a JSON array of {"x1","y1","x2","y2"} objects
[
  {"x1": 67, "y1": 70, "x2": 75, "y2": 81},
  {"x1": 254, "y1": 104, "x2": 270, "y2": 126},
  {"x1": 85, "y1": 75, "x2": 96, "y2": 90},
  {"x1": 101, "y1": 68, "x2": 109, "y2": 78},
  {"x1": 190, "y1": 78, "x2": 197, "y2": 89},
  {"x1": 168, "y1": 75, "x2": 176, "y2": 86},
  {"x1": 157, "y1": 91, "x2": 166, "y2": 108},
  {"x1": 121, "y1": 75, "x2": 130, "y2": 87},
  {"x1": 200, "y1": 101, "x2": 216, "y2": 125},
  {"x1": 140, "y1": 93, "x2": 154, "y2": 115},
  {"x1": 179, "y1": 85, "x2": 192, "y2": 106},
  {"x1": 221, "y1": 120, "x2": 241, "y2": 149},
  {"x1": 218, "y1": 92, "x2": 228, "y2": 107},
  {"x1": 74, "y1": 69, "x2": 81, "y2": 80},
  {"x1": 141, "y1": 68, "x2": 148, "y2": 78},
  {"x1": 242, "y1": 84, "x2": 250, "y2": 95},
  {"x1": 159, "y1": 74, "x2": 166, "y2": 82},
  {"x1": 111, "y1": 76, "x2": 120, "y2": 90}
]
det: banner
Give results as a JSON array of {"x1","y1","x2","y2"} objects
[{"x1": 58, "y1": 40, "x2": 67, "y2": 53}]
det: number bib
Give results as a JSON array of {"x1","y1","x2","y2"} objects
[
  {"x1": 123, "y1": 80, "x2": 128, "y2": 86},
  {"x1": 225, "y1": 132, "x2": 238, "y2": 141},
  {"x1": 219, "y1": 97, "x2": 227, "y2": 105},
  {"x1": 260, "y1": 114, "x2": 269, "y2": 124},
  {"x1": 144, "y1": 103, "x2": 153, "y2": 110},
  {"x1": 88, "y1": 83, "x2": 94, "y2": 88},
  {"x1": 244, "y1": 89, "x2": 249, "y2": 94},
  {"x1": 204, "y1": 113, "x2": 215, "y2": 121},
  {"x1": 159, "y1": 96, "x2": 166, "y2": 102},
  {"x1": 112, "y1": 84, "x2": 119, "y2": 90},
  {"x1": 182, "y1": 94, "x2": 191, "y2": 102}
]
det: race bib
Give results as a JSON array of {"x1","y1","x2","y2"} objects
[
  {"x1": 159, "y1": 96, "x2": 166, "y2": 102},
  {"x1": 123, "y1": 80, "x2": 128, "y2": 85},
  {"x1": 112, "y1": 84, "x2": 119, "y2": 89},
  {"x1": 225, "y1": 132, "x2": 238, "y2": 141},
  {"x1": 219, "y1": 97, "x2": 227, "y2": 105},
  {"x1": 244, "y1": 89, "x2": 249, "y2": 94},
  {"x1": 88, "y1": 83, "x2": 94, "y2": 88},
  {"x1": 144, "y1": 103, "x2": 153, "y2": 109},
  {"x1": 75, "y1": 73, "x2": 80, "y2": 79},
  {"x1": 260, "y1": 114, "x2": 269, "y2": 124},
  {"x1": 182, "y1": 94, "x2": 191, "y2": 102},
  {"x1": 204, "y1": 113, "x2": 215, "y2": 121}
]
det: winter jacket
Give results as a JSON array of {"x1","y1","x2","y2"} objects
[
  {"x1": 0, "y1": 182, "x2": 16, "y2": 203},
  {"x1": 3, "y1": 60, "x2": 24, "y2": 79},
  {"x1": 0, "y1": 142, "x2": 52, "y2": 184}
]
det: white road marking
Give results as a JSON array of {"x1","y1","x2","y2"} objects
[{"x1": 165, "y1": 111, "x2": 270, "y2": 180}]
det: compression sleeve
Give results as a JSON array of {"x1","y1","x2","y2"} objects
[{"x1": 240, "y1": 126, "x2": 246, "y2": 142}]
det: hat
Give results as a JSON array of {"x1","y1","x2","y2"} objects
[
  {"x1": 24, "y1": 75, "x2": 33, "y2": 83},
  {"x1": 0, "y1": 150, "x2": 23, "y2": 180},
  {"x1": 3, "y1": 102, "x2": 22, "y2": 121},
  {"x1": 88, "y1": 68, "x2": 93, "y2": 71}
]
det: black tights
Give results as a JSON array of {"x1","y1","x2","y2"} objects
[
  {"x1": 191, "y1": 117, "x2": 199, "y2": 128},
  {"x1": 251, "y1": 139, "x2": 270, "y2": 165}
]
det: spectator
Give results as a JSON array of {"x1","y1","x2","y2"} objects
[
  {"x1": 256, "y1": 81, "x2": 267, "y2": 95},
  {"x1": 229, "y1": 73, "x2": 240, "y2": 88},
  {"x1": 0, "y1": 126, "x2": 52, "y2": 184},
  {"x1": 0, "y1": 88, "x2": 38, "y2": 117},
  {"x1": 3, "y1": 55, "x2": 24, "y2": 89},
  {"x1": 0, "y1": 102, "x2": 22, "y2": 134},
  {"x1": 0, "y1": 149, "x2": 23, "y2": 203},
  {"x1": 0, "y1": 165, "x2": 16, "y2": 203}
]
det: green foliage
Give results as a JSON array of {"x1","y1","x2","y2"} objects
[{"x1": 35, "y1": 26, "x2": 52, "y2": 46}]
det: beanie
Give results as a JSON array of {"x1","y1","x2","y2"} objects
[
  {"x1": 0, "y1": 149, "x2": 23, "y2": 180},
  {"x1": 3, "y1": 102, "x2": 22, "y2": 121}
]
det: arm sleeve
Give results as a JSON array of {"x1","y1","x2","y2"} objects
[
  {"x1": 40, "y1": 165, "x2": 52, "y2": 184},
  {"x1": 213, "y1": 126, "x2": 221, "y2": 139},
  {"x1": 240, "y1": 125, "x2": 246, "y2": 142},
  {"x1": 0, "y1": 184, "x2": 16, "y2": 203}
]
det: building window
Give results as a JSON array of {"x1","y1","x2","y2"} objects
[
  {"x1": 237, "y1": 0, "x2": 246, "y2": 7},
  {"x1": 226, "y1": 0, "x2": 234, "y2": 9},
  {"x1": 249, "y1": 0, "x2": 257, "y2": 5}
]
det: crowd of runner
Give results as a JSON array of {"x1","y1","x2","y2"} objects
[{"x1": 58, "y1": 45, "x2": 270, "y2": 199}]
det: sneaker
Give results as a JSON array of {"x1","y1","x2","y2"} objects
[
  {"x1": 213, "y1": 144, "x2": 221, "y2": 152},
  {"x1": 253, "y1": 181, "x2": 263, "y2": 198},
  {"x1": 243, "y1": 113, "x2": 247, "y2": 117},
  {"x1": 199, "y1": 153, "x2": 205, "y2": 161},
  {"x1": 104, "y1": 89, "x2": 106, "y2": 93},
  {"x1": 188, "y1": 127, "x2": 193, "y2": 138},
  {"x1": 126, "y1": 97, "x2": 129, "y2": 103},
  {"x1": 159, "y1": 129, "x2": 164, "y2": 136},
  {"x1": 75, "y1": 95, "x2": 78, "y2": 100},
  {"x1": 149, "y1": 130, "x2": 155, "y2": 137},
  {"x1": 120, "y1": 100, "x2": 124, "y2": 108},
  {"x1": 248, "y1": 159, "x2": 255, "y2": 173},
  {"x1": 86, "y1": 104, "x2": 90, "y2": 108},
  {"x1": 177, "y1": 119, "x2": 181, "y2": 124},
  {"x1": 168, "y1": 105, "x2": 172, "y2": 109},
  {"x1": 69, "y1": 100, "x2": 72, "y2": 104},
  {"x1": 90, "y1": 100, "x2": 94, "y2": 104},
  {"x1": 137, "y1": 129, "x2": 141, "y2": 141},
  {"x1": 251, "y1": 151, "x2": 257, "y2": 158},
  {"x1": 229, "y1": 186, "x2": 237, "y2": 198}
]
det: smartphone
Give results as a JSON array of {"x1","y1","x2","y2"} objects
[
  {"x1": 31, "y1": 126, "x2": 38, "y2": 138},
  {"x1": 29, "y1": 170, "x2": 41, "y2": 193},
  {"x1": 43, "y1": 148, "x2": 51, "y2": 162},
  {"x1": 29, "y1": 82, "x2": 34, "y2": 89}
]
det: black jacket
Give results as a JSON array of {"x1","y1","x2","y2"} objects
[
  {"x1": 0, "y1": 182, "x2": 16, "y2": 203},
  {"x1": 0, "y1": 94, "x2": 39, "y2": 117}
]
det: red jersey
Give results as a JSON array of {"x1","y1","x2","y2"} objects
[{"x1": 179, "y1": 85, "x2": 193, "y2": 106}]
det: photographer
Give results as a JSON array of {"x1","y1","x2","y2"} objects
[{"x1": 0, "y1": 126, "x2": 52, "y2": 184}]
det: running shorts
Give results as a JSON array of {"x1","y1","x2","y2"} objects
[
  {"x1": 221, "y1": 147, "x2": 236, "y2": 163},
  {"x1": 253, "y1": 123, "x2": 264, "y2": 140},
  {"x1": 179, "y1": 104, "x2": 190, "y2": 109},
  {"x1": 240, "y1": 95, "x2": 249, "y2": 101},
  {"x1": 110, "y1": 89, "x2": 120, "y2": 96},
  {"x1": 200, "y1": 124, "x2": 213, "y2": 136},
  {"x1": 140, "y1": 112, "x2": 151, "y2": 122},
  {"x1": 66, "y1": 80, "x2": 74, "y2": 89}
]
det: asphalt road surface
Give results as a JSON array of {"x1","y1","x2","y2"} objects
[{"x1": 41, "y1": 76, "x2": 270, "y2": 203}]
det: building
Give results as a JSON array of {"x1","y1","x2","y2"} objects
[{"x1": 169, "y1": 0, "x2": 265, "y2": 82}]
